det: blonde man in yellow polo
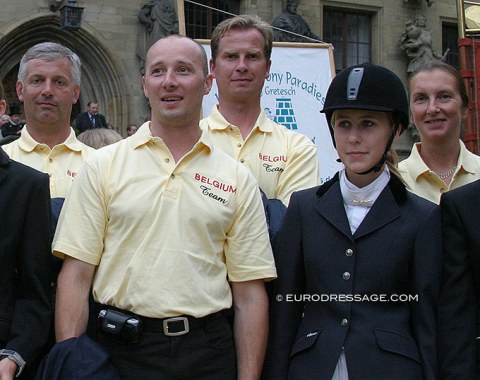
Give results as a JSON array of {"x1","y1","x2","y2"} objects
[
  {"x1": 3, "y1": 42, "x2": 94, "y2": 201},
  {"x1": 54, "y1": 35, "x2": 276, "y2": 380},
  {"x1": 201, "y1": 15, "x2": 319, "y2": 206}
]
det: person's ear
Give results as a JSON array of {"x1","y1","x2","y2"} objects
[{"x1": 209, "y1": 58, "x2": 216, "y2": 79}]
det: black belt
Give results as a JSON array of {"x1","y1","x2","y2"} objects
[
  {"x1": 141, "y1": 312, "x2": 223, "y2": 336},
  {"x1": 96, "y1": 303, "x2": 224, "y2": 337}
]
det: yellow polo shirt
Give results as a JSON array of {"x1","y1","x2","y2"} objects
[
  {"x1": 200, "y1": 106, "x2": 319, "y2": 205},
  {"x1": 53, "y1": 122, "x2": 276, "y2": 319},
  {"x1": 2, "y1": 126, "x2": 94, "y2": 198},
  {"x1": 398, "y1": 140, "x2": 480, "y2": 204}
]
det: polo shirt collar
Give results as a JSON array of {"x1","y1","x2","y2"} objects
[
  {"x1": 408, "y1": 140, "x2": 476, "y2": 180},
  {"x1": 207, "y1": 105, "x2": 273, "y2": 133},
  {"x1": 407, "y1": 143, "x2": 430, "y2": 181},
  {"x1": 198, "y1": 129, "x2": 214, "y2": 152},
  {"x1": 18, "y1": 126, "x2": 84, "y2": 152},
  {"x1": 457, "y1": 139, "x2": 477, "y2": 174},
  {"x1": 130, "y1": 122, "x2": 153, "y2": 149},
  {"x1": 131, "y1": 121, "x2": 213, "y2": 152}
]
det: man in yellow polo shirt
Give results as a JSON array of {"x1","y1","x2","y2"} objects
[
  {"x1": 201, "y1": 14, "x2": 319, "y2": 206},
  {"x1": 3, "y1": 42, "x2": 94, "y2": 203},
  {"x1": 54, "y1": 35, "x2": 276, "y2": 380},
  {"x1": 3, "y1": 42, "x2": 95, "y2": 314}
]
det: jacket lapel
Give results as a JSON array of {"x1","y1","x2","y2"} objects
[
  {"x1": 314, "y1": 173, "x2": 407, "y2": 240},
  {"x1": 314, "y1": 174, "x2": 353, "y2": 240},
  {"x1": 0, "y1": 147, "x2": 10, "y2": 186},
  {"x1": 353, "y1": 186, "x2": 400, "y2": 239},
  {"x1": 353, "y1": 175, "x2": 406, "y2": 239}
]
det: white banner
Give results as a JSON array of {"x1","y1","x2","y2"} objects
[{"x1": 199, "y1": 41, "x2": 342, "y2": 185}]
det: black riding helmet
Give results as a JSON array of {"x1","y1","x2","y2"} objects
[{"x1": 321, "y1": 63, "x2": 409, "y2": 174}]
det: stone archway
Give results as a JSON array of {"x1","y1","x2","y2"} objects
[{"x1": 0, "y1": 13, "x2": 129, "y2": 133}]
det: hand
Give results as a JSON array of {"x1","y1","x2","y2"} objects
[{"x1": 0, "y1": 358, "x2": 17, "y2": 380}]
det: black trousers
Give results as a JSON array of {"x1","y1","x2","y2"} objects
[{"x1": 97, "y1": 312, "x2": 236, "y2": 380}]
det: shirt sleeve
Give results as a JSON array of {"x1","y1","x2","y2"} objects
[
  {"x1": 224, "y1": 168, "x2": 277, "y2": 282},
  {"x1": 276, "y1": 134, "x2": 319, "y2": 206},
  {"x1": 53, "y1": 155, "x2": 107, "y2": 265}
]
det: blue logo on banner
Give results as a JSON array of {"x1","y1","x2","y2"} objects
[{"x1": 272, "y1": 98, "x2": 298, "y2": 130}]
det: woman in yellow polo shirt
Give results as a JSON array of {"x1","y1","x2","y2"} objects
[{"x1": 398, "y1": 61, "x2": 480, "y2": 204}]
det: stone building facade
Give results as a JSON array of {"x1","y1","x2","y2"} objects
[{"x1": 0, "y1": 0, "x2": 459, "y2": 145}]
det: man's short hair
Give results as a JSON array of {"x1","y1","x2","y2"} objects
[
  {"x1": 18, "y1": 42, "x2": 82, "y2": 84},
  {"x1": 146, "y1": 35, "x2": 209, "y2": 77},
  {"x1": 210, "y1": 14, "x2": 273, "y2": 63}
]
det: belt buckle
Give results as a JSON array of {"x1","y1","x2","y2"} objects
[{"x1": 163, "y1": 316, "x2": 190, "y2": 336}]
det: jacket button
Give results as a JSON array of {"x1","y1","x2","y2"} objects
[
  {"x1": 345, "y1": 249, "x2": 353, "y2": 257},
  {"x1": 342, "y1": 272, "x2": 351, "y2": 280},
  {"x1": 341, "y1": 318, "x2": 348, "y2": 326}
]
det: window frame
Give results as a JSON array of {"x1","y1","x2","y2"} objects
[{"x1": 323, "y1": 8, "x2": 373, "y2": 72}]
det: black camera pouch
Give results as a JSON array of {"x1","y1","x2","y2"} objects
[{"x1": 97, "y1": 308, "x2": 143, "y2": 344}]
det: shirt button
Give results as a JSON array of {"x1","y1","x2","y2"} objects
[
  {"x1": 237, "y1": 143, "x2": 242, "y2": 148},
  {"x1": 170, "y1": 174, "x2": 175, "y2": 179},
  {"x1": 345, "y1": 249, "x2": 353, "y2": 257},
  {"x1": 342, "y1": 272, "x2": 351, "y2": 280},
  {"x1": 240, "y1": 159, "x2": 245, "y2": 163},
  {"x1": 164, "y1": 158, "x2": 170, "y2": 163},
  {"x1": 341, "y1": 318, "x2": 348, "y2": 326},
  {"x1": 49, "y1": 158, "x2": 53, "y2": 163}
]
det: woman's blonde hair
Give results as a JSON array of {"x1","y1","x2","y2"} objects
[{"x1": 77, "y1": 128, "x2": 123, "y2": 149}]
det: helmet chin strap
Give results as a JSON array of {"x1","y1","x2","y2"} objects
[
  {"x1": 357, "y1": 125, "x2": 399, "y2": 175},
  {"x1": 336, "y1": 125, "x2": 399, "y2": 175}
]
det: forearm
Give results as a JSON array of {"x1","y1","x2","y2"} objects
[
  {"x1": 0, "y1": 358, "x2": 16, "y2": 380},
  {"x1": 233, "y1": 281, "x2": 269, "y2": 380},
  {"x1": 55, "y1": 257, "x2": 95, "y2": 342}
]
